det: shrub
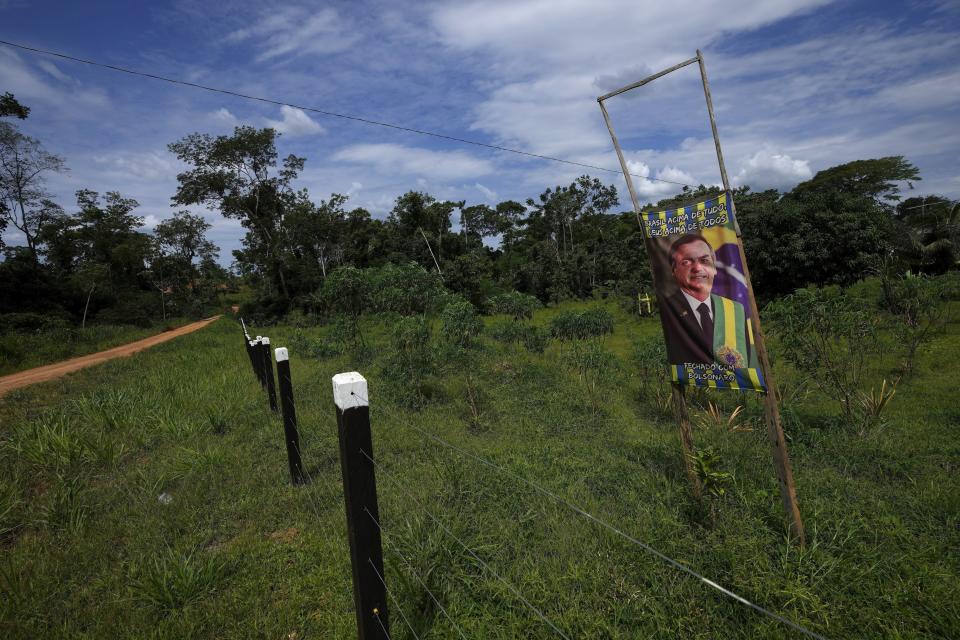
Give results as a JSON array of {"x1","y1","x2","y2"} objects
[
  {"x1": 765, "y1": 285, "x2": 879, "y2": 429},
  {"x1": 486, "y1": 292, "x2": 541, "y2": 320},
  {"x1": 886, "y1": 273, "x2": 952, "y2": 375},
  {"x1": 550, "y1": 308, "x2": 614, "y2": 340},
  {"x1": 439, "y1": 301, "x2": 482, "y2": 348},
  {"x1": 487, "y1": 320, "x2": 548, "y2": 353},
  {"x1": 382, "y1": 316, "x2": 434, "y2": 408}
]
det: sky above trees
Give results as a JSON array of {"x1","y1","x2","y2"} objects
[{"x1": 1, "y1": 0, "x2": 958, "y2": 262}]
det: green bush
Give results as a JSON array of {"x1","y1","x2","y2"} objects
[
  {"x1": 765, "y1": 285, "x2": 879, "y2": 429},
  {"x1": 487, "y1": 320, "x2": 548, "y2": 353},
  {"x1": 550, "y1": 308, "x2": 614, "y2": 340},
  {"x1": 382, "y1": 316, "x2": 434, "y2": 408},
  {"x1": 486, "y1": 292, "x2": 541, "y2": 320},
  {"x1": 439, "y1": 301, "x2": 482, "y2": 348}
]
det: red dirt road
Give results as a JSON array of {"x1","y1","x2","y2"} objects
[{"x1": 0, "y1": 316, "x2": 221, "y2": 398}]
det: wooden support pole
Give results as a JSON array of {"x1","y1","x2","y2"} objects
[
  {"x1": 275, "y1": 347, "x2": 304, "y2": 485},
  {"x1": 599, "y1": 96, "x2": 703, "y2": 499},
  {"x1": 261, "y1": 337, "x2": 279, "y2": 412},
  {"x1": 697, "y1": 49, "x2": 805, "y2": 545},
  {"x1": 333, "y1": 372, "x2": 389, "y2": 640},
  {"x1": 672, "y1": 385, "x2": 702, "y2": 499}
]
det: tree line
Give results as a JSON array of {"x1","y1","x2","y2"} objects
[{"x1": 2, "y1": 89, "x2": 957, "y2": 328}]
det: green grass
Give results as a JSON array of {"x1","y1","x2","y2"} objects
[{"x1": 0, "y1": 300, "x2": 957, "y2": 638}]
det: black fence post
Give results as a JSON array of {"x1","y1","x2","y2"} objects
[
  {"x1": 275, "y1": 347, "x2": 304, "y2": 485},
  {"x1": 333, "y1": 372, "x2": 389, "y2": 640},
  {"x1": 252, "y1": 337, "x2": 266, "y2": 387},
  {"x1": 262, "y1": 337, "x2": 279, "y2": 412}
]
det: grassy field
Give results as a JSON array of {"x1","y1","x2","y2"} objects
[{"x1": 1, "y1": 298, "x2": 957, "y2": 638}]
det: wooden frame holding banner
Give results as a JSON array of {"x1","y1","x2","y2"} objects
[{"x1": 597, "y1": 50, "x2": 805, "y2": 544}]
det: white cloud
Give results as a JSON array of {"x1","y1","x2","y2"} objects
[
  {"x1": 265, "y1": 105, "x2": 325, "y2": 136},
  {"x1": 733, "y1": 150, "x2": 813, "y2": 191},
  {"x1": 474, "y1": 183, "x2": 497, "y2": 201},
  {"x1": 92, "y1": 151, "x2": 178, "y2": 182},
  {"x1": 225, "y1": 7, "x2": 360, "y2": 62},
  {"x1": 211, "y1": 108, "x2": 238, "y2": 125},
  {"x1": 332, "y1": 143, "x2": 494, "y2": 181},
  {"x1": 626, "y1": 159, "x2": 698, "y2": 199}
]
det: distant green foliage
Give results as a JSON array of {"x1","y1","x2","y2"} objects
[
  {"x1": 550, "y1": 308, "x2": 614, "y2": 340},
  {"x1": 317, "y1": 263, "x2": 447, "y2": 318},
  {"x1": 486, "y1": 292, "x2": 541, "y2": 320}
]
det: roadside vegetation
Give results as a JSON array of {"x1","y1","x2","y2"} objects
[{"x1": 1, "y1": 270, "x2": 958, "y2": 638}]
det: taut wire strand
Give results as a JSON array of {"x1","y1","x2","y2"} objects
[
  {"x1": 0, "y1": 39, "x2": 694, "y2": 189},
  {"x1": 350, "y1": 392, "x2": 827, "y2": 640},
  {"x1": 363, "y1": 506, "x2": 470, "y2": 640},
  {"x1": 369, "y1": 557, "x2": 421, "y2": 640},
  {"x1": 359, "y1": 447, "x2": 572, "y2": 639}
]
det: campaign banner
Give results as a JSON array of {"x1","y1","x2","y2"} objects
[{"x1": 641, "y1": 192, "x2": 766, "y2": 392}]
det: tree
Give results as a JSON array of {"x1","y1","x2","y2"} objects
[
  {"x1": 0, "y1": 123, "x2": 67, "y2": 262},
  {"x1": 895, "y1": 196, "x2": 959, "y2": 274},
  {"x1": 0, "y1": 92, "x2": 30, "y2": 120},
  {"x1": 169, "y1": 126, "x2": 303, "y2": 303},
  {"x1": 790, "y1": 156, "x2": 920, "y2": 203},
  {"x1": 152, "y1": 211, "x2": 220, "y2": 316}
]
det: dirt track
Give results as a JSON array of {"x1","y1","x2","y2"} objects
[{"x1": 0, "y1": 316, "x2": 221, "y2": 398}]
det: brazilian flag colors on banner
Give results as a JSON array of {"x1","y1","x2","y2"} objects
[{"x1": 640, "y1": 192, "x2": 766, "y2": 392}]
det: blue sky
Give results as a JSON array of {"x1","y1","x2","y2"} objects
[{"x1": 2, "y1": 0, "x2": 958, "y2": 264}]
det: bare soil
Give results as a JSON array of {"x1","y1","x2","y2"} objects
[{"x1": 0, "y1": 316, "x2": 221, "y2": 397}]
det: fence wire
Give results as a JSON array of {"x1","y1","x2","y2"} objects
[{"x1": 354, "y1": 391, "x2": 828, "y2": 640}]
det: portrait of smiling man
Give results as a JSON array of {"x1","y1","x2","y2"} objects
[{"x1": 659, "y1": 233, "x2": 756, "y2": 369}]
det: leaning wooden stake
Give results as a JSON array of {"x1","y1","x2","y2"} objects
[
  {"x1": 275, "y1": 347, "x2": 304, "y2": 485},
  {"x1": 696, "y1": 49, "x2": 805, "y2": 545},
  {"x1": 598, "y1": 97, "x2": 703, "y2": 500},
  {"x1": 333, "y1": 372, "x2": 389, "y2": 640}
]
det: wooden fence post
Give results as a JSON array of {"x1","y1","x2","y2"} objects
[
  {"x1": 333, "y1": 372, "x2": 389, "y2": 640},
  {"x1": 261, "y1": 337, "x2": 278, "y2": 412},
  {"x1": 274, "y1": 347, "x2": 304, "y2": 485}
]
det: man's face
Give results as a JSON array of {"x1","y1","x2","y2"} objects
[{"x1": 672, "y1": 239, "x2": 716, "y2": 301}]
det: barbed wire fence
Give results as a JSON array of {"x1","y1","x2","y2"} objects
[{"x1": 237, "y1": 319, "x2": 828, "y2": 639}]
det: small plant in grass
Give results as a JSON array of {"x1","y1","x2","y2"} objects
[
  {"x1": 129, "y1": 548, "x2": 228, "y2": 613},
  {"x1": 694, "y1": 401, "x2": 754, "y2": 433},
  {"x1": 688, "y1": 447, "x2": 732, "y2": 527},
  {"x1": 765, "y1": 285, "x2": 879, "y2": 429},
  {"x1": 14, "y1": 415, "x2": 90, "y2": 472},
  {"x1": 630, "y1": 336, "x2": 672, "y2": 416},
  {"x1": 563, "y1": 340, "x2": 619, "y2": 417},
  {"x1": 41, "y1": 475, "x2": 88, "y2": 535},
  {"x1": 855, "y1": 378, "x2": 899, "y2": 436}
]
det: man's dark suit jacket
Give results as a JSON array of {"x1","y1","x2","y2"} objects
[{"x1": 660, "y1": 290, "x2": 715, "y2": 365}]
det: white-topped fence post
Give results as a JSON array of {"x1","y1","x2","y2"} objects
[
  {"x1": 332, "y1": 372, "x2": 388, "y2": 639},
  {"x1": 274, "y1": 347, "x2": 304, "y2": 485}
]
